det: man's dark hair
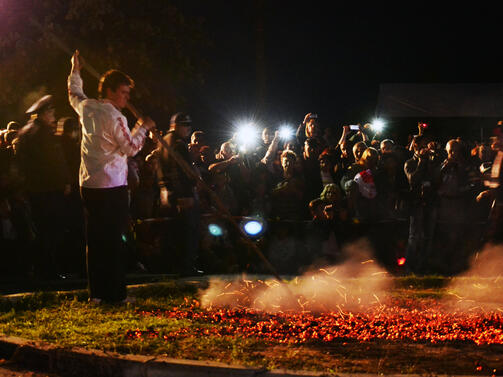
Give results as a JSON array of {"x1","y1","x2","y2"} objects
[
  {"x1": 318, "y1": 148, "x2": 335, "y2": 163},
  {"x1": 98, "y1": 69, "x2": 134, "y2": 98},
  {"x1": 191, "y1": 130, "x2": 205, "y2": 142},
  {"x1": 281, "y1": 149, "x2": 297, "y2": 161}
]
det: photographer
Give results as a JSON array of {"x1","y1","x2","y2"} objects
[
  {"x1": 209, "y1": 141, "x2": 251, "y2": 214},
  {"x1": 332, "y1": 138, "x2": 354, "y2": 186},
  {"x1": 296, "y1": 113, "x2": 325, "y2": 149},
  {"x1": 436, "y1": 139, "x2": 479, "y2": 272},
  {"x1": 158, "y1": 112, "x2": 201, "y2": 276},
  {"x1": 403, "y1": 135, "x2": 441, "y2": 274},
  {"x1": 255, "y1": 127, "x2": 273, "y2": 160},
  {"x1": 294, "y1": 137, "x2": 323, "y2": 219},
  {"x1": 337, "y1": 124, "x2": 369, "y2": 149},
  {"x1": 260, "y1": 130, "x2": 281, "y2": 174},
  {"x1": 340, "y1": 141, "x2": 367, "y2": 195},
  {"x1": 377, "y1": 140, "x2": 409, "y2": 220}
]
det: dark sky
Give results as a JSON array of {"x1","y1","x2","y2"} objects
[{"x1": 173, "y1": 2, "x2": 503, "y2": 140}]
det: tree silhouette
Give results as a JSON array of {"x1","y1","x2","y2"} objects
[{"x1": 0, "y1": 0, "x2": 208, "y2": 125}]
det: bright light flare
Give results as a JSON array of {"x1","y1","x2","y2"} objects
[
  {"x1": 372, "y1": 118, "x2": 385, "y2": 133},
  {"x1": 208, "y1": 224, "x2": 223, "y2": 237},
  {"x1": 243, "y1": 220, "x2": 263, "y2": 236},
  {"x1": 235, "y1": 122, "x2": 259, "y2": 151},
  {"x1": 278, "y1": 125, "x2": 294, "y2": 140},
  {"x1": 397, "y1": 257, "x2": 406, "y2": 266}
]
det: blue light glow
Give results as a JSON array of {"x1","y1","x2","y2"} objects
[
  {"x1": 208, "y1": 224, "x2": 223, "y2": 237},
  {"x1": 243, "y1": 220, "x2": 263, "y2": 236}
]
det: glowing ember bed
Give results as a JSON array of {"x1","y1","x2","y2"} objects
[
  {"x1": 131, "y1": 299, "x2": 503, "y2": 345},
  {"x1": 123, "y1": 267, "x2": 503, "y2": 375}
]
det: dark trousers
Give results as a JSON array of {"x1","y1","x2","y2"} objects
[
  {"x1": 81, "y1": 186, "x2": 129, "y2": 302},
  {"x1": 29, "y1": 190, "x2": 65, "y2": 278},
  {"x1": 406, "y1": 205, "x2": 437, "y2": 273},
  {"x1": 160, "y1": 200, "x2": 200, "y2": 274}
]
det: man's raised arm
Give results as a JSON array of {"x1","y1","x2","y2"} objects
[{"x1": 67, "y1": 50, "x2": 88, "y2": 114}]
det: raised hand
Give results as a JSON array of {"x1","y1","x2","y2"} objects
[
  {"x1": 71, "y1": 50, "x2": 81, "y2": 73},
  {"x1": 303, "y1": 113, "x2": 313, "y2": 124}
]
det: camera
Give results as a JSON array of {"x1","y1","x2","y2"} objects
[{"x1": 349, "y1": 125, "x2": 360, "y2": 131}]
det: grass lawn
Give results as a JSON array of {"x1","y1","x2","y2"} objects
[{"x1": 0, "y1": 277, "x2": 502, "y2": 375}]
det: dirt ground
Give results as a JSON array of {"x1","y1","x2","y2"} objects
[{"x1": 258, "y1": 342, "x2": 503, "y2": 375}]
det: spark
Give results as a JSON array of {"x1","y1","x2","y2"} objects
[
  {"x1": 373, "y1": 294, "x2": 382, "y2": 305},
  {"x1": 186, "y1": 276, "x2": 503, "y2": 347},
  {"x1": 319, "y1": 268, "x2": 338, "y2": 275},
  {"x1": 361, "y1": 260, "x2": 374, "y2": 264},
  {"x1": 447, "y1": 291, "x2": 464, "y2": 299}
]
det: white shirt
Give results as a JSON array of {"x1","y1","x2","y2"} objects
[{"x1": 68, "y1": 72, "x2": 147, "y2": 188}]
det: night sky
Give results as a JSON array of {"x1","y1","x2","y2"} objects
[{"x1": 171, "y1": 2, "x2": 503, "y2": 142}]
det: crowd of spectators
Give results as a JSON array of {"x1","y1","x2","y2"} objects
[{"x1": 1, "y1": 110, "x2": 501, "y2": 279}]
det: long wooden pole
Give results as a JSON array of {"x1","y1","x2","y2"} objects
[{"x1": 125, "y1": 104, "x2": 285, "y2": 283}]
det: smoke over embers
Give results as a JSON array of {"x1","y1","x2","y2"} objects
[
  {"x1": 200, "y1": 239, "x2": 392, "y2": 313},
  {"x1": 445, "y1": 243, "x2": 503, "y2": 311}
]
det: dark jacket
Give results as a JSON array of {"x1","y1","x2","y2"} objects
[
  {"x1": 16, "y1": 119, "x2": 69, "y2": 193},
  {"x1": 404, "y1": 153, "x2": 441, "y2": 205},
  {"x1": 158, "y1": 130, "x2": 196, "y2": 205}
]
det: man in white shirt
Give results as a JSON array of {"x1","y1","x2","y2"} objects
[{"x1": 68, "y1": 50, "x2": 155, "y2": 303}]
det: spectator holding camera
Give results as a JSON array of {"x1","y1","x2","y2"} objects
[
  {"x1": 340, "y1": 141, "x2": 367, "y2": 195},
  {"x1": 377, "y1": 139, "x2": 409, "y2": 219},
  {"x1": 338, "y1": 124, "x2": 369, "y2": 147},
  {"x1": 296, "y1": 112, "x2": 325, "y2": 148},
  {"x1": 301, "y1": 137, "x2": 323, "y2": 210},
  {"x1": 260, "y1": 130, "x2": 281, "y2": 174},
  {"x1": 436, "y1": 139, "x2": 480, "y2": 272},
  {"x1": 403, "y1": 135, "x2": 441, "y2": 274},
  {"x1": 256, "y1": 127, "x2": 273, "y2": 160},
  {"x1": 209, "y1": 141, "x2": 251, "y2": 214},
  {"x1": 332, "y1": 137, "x2": 354, "y2": 185}
]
